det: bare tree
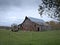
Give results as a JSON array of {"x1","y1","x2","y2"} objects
[{"x1": 38, "y1": 0, "x2": 60, "y2": 21}]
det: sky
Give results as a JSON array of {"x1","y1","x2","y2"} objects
[{"x1": 0, "y1": 0, "x2": 53, "y2": 26}]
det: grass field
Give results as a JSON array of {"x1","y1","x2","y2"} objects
[{"x1": 0, "y1": 30, "x2": 60, "y2": 45}]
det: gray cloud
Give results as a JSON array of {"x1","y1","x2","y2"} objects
[
  {"x1": 0, "y1": 0, "x2": 41, "y2": 7},
  {"x1": 0, "y1": 0, "x2": 41, "y2": 12},
  {"x1": 0, "y1": 0, "x2": 50, "y2": 26},
  {"x1": 0, "y1": 0, "x2": 21, "y2": 7}
]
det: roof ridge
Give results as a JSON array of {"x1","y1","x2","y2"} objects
[
  {"x1": 25, "y1": 16, "x2": 46, "y2": 25},
  {"x1": 27, "y1": 16, "x2": 44, "y2": 21}
]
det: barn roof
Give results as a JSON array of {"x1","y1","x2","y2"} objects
[{"x1": 26, "y1": 16, "x2": 48, "y2": 26}]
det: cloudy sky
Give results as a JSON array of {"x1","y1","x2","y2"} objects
[{"x1": 0, "y1": 0, "x2": 52, "y2": 26}]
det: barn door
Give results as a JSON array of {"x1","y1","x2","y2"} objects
[{"x1": 37, "y1": 27, "x2": 39, "y2": 31}]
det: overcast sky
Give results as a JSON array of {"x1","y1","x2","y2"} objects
[{"x1": 0, "y1": 0, "x2": 52, "y2": 26}]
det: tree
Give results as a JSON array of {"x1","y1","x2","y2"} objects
[
  {"x1": 38, "y1": 0, "x2": 60, "y2": 21},
  {"x1": 11, "y1": 23, "x2": 19, "y2": 32},
  {"x1": 46, "y1": 21, "x2": 60, "y2": 30}
]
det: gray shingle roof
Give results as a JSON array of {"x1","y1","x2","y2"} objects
[{"x1": 27, "y1": 17, "x2": 46, "y2": 25}]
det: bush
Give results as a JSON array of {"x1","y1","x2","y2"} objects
[{"x1": 11, "y1": 24, "x2": 19, "y2": 32}]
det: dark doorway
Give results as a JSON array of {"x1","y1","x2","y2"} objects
[{"x1": 37, "y1": 27, "x2": 39, "y2": 31}]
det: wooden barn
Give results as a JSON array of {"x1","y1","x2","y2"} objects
[{"x1": 19, "y1": 16, "x2": 51, "y2": 31}]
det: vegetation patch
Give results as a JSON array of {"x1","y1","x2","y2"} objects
[{"x1": 0, "y1": 30, "x2": 60, "y2": 45}]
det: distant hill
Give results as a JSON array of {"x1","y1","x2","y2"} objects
[{"x1": 0, "y1": 26, "x2": 11, "y2": 30}]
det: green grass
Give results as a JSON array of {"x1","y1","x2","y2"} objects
[{"x1": 0, "y1": 30, "x2": 60, "y2": 45}]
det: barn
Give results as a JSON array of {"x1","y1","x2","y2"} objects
[{"x1": 19, "y1": 16, "x2": 51, "y2": 31}]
